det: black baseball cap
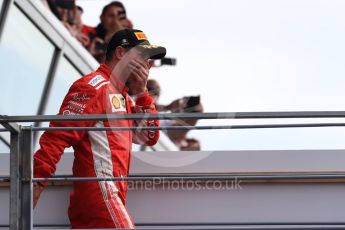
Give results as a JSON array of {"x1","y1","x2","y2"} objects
[
  {"x1": 106, "y1": 29, "x2": 167, "y2": 60},
  {"x1": 55, "y1": 0, "x2": 75, "y2": 10}
]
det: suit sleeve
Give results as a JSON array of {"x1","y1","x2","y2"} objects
[
  {"x1": 34, "y1": 82, "x2": 102, "y2": 185},
  {"x1": 131, "y1": 91, "x2": 160, "y2": 146}
]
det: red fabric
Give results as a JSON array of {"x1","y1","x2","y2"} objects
[
  {"x1": 34, "y1": 64, "x2": 160, "y2": 228},
  {"x1": 81, "y1": 24, "x2": 96, "y2": 38}
]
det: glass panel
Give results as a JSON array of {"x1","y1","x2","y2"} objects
[
  {"x1": 0, "y1": 0, "x2": 3, "y2": 11},
  {"x1": 44, "y1": 57, "x2": 82, "y2": 115},
  {"x1": 34, "y1": 58, "x2": 81, "y2": 151},
  {"x1": 0, "y1": 6, "x2": 54, "y2": 115},
  {"x1": 0, "y1": 131, "x2": 9, "y2": 154},
  {"x1": 0, "y1": 140, "x2": 9, "y2": 153},
  {"x1": 0, "y1": 140, "x2": 10, "y2": 154}
]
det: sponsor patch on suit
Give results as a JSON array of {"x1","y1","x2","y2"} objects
[
  {"x1": 109, "y1": 94, "x2": 126, "y2": 112},
  {"x1": 88, "y1": 75, "x2": 105, "y2": 87}
]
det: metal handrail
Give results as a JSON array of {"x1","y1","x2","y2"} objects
[
  {"x1": 2, "y1": 111, "x2": 345, "y2": 123},
  {"x1": 135, "y1": 222, "x2": 345, "y2": 230},
  {"x1": 32, "y1": 173, "x2": 345, "y2": 183},
  {"x1": 0, "y1": 176, "x2": 9, "y2": 182},
  {"x1": 0, "y1": 223, "x2": 345, "y2": 230},
  {"x1": 16, "y1": 123, "x2": 345, "y2": 132},
  {"x1": 3, "y1": 112, "x2": 345, "y2": 230},
  {"x1": 2, "y1": 112, "x2": 345, "y2": 132},
  {"x1": 2, "y1": 172, "x2": 345, "y2": 183},
  {"x1": 131, "y1": 223, "x2": 345, "y2": 230}
]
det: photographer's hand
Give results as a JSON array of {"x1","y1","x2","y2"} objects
[
  {"x1": 88, "y1": 38, "x2": 105, "y2": 56},
  {"x1": 166, "y1": 99, "x2": 183, "y2": 112}
]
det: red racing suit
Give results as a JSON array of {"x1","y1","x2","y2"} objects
[{"x1": 34, "y1": 64, "x2": 159, "y2": 229}]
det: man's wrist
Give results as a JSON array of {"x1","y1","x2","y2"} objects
[
  {"x1": 135, "y1": 90, "x2": 153, "y2": 106},
  {"x1": 133, "y1": 89, "x2": 148, "y2": 98}
]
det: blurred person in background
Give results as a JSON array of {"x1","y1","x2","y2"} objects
[
  {"x1": 147, "y1": 79, "x2": 203, "y2": 151},
  {"x1": 88, "y1": 1, "x2": 134, "y2": 63},
  {"x1": 45, "y1": 0, "x2": 77, "y2": 34},
  {"x1": 43, "y1": 1, "x2": 134, "y2": 62},
  {"x1": 44, "y1": 0, "x2": 89, "y2": 47},
  {"x1": 41, "y1": 0, "x2": 50, "y2": 8},
  {"x1": 73, "y1": 6, "x2": 93, "y2": 48}
]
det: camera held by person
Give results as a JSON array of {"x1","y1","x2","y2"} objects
[{"x1": 147, "y1": 80, "x2": 203, "y2": 150}]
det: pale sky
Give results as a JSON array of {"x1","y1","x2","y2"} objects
[{"x1": 77, "y1": 0, "x2": 345, "y2": 150}]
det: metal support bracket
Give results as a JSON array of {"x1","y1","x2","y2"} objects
[{"x1": 0, "y1": 115, "x2": 20, "y2": 134}]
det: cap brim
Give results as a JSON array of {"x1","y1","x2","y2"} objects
[{"x1": 137, "y1": 44, "x2": 167, "y2": 60}]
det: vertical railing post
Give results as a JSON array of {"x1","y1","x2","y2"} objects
[
  {"x1": 9, "y1": 126, "x2": 21, "y2": 230},
  {"x1": 20, "y1": 126, "x2": 33, "y2": 230},
  {"x1": 9, "y1": 125, "x2": 33, "y2": 230}
]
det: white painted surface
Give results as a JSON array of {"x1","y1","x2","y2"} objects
[
  {"x1": 0, "y1": 150, "x2": 345, "y2": 226},
  {"x1": 1, "y1": 183, "x2": 344, "y2": 225},
  {"x1": 2, "y1": 150, "x2": 345, "y2": 176}
]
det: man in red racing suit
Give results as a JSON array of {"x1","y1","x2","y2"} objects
[{"x1": 33, "y1": 29, "x2": 167, "y2": 229}]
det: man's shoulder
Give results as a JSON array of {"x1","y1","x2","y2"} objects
[{"x1": 71, "y1": 72, "x2": 109, "y2": 93}]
